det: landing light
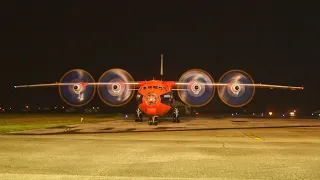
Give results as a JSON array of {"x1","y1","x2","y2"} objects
[
  {"x1": 125, "y1": 115, "x2": 128, "y2": 118},
  {"x1": 195, "y1": 112, "x2": 198, "y2": 115},
  {"x1": 269, "y1": 112, "x2": 273, "y2": 116}
]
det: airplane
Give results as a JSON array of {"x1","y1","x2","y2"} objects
[{"x1": 14, "y1": 54, "x2": 303, "y2": 125}]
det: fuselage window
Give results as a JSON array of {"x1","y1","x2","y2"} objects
[
  {"x1": 142, "y1": 86, "x2": 147, "y2": 90},
  {"x1": 158, "y1": 86, "x2": 163, "y2": 90},
  {"x1": 148, "y1": 86, "x2": 152, "y2": 89},
  {"x1": 153, "y1": 86, "x2": 157, "y2": 89}
]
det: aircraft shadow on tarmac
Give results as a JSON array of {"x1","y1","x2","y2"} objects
[{"x1": 7, "y1": 124, "x2": 320, "y2": 135}]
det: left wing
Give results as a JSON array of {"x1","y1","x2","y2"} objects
[{"x1": 173, "y1": 82, "x2": 303, "y2": 90}]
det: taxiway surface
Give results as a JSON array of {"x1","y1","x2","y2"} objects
[{"x1": 1, "y1": 117, "x2": 320, "y2": 179}]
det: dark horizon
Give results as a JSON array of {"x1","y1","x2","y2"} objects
[{"x1": 1, "y1": 1, "x2": 319, "y2": 113}]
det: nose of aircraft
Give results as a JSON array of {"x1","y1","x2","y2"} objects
[{"x1": 144, "y1": 92, "x2": 158, "y2": 106}]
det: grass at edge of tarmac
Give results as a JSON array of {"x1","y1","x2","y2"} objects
[{"x1": 0, "y1": 114, "x2": 124, "y2": 134}]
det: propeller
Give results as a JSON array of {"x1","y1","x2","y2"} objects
[
  {"x1": 59, "y1": 69, "x2": 96, "y2": 107},
  {"x1": 177, "y1": 69, "x2": 215, "y2": 107},
  {"x1": 98, "y1": 68, "x2": 135, "y2": 106},
  {"x1": 217, "y1": 69, "x2": 255, "y2": 107}
]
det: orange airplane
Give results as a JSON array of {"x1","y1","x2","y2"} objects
[{"x1": 14, "y1": 54, "x2": 303, "y2": 125}]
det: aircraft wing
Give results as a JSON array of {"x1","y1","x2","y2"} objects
[
  {"x1": 173, "y1": 82, "x2": 304, "y2": 90},
  {"x1": 14, "y1": 82, "x2": 140, "y2": 90}
]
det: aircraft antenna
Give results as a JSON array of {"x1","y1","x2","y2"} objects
[{"x1": 160, "y1": 54, "x2": 163, "y2": 80}]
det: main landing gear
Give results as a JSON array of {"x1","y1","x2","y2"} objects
[
  {"x1": 172, "y1": 107, "x2": 180, "y2": 123},
  {"x1": 135, "y1": 108, "x2": 143, "y2": 122}
]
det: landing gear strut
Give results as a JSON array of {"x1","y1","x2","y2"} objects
[
  {"x1": 135, "y1": 107, "x2": 143, "y2": 122},
  {"x1": 148, "y1": 116, "x2": 158, "y2": 125},
  {"x1": 172, "y1": 107, "x2": 180, "y2": 123}
]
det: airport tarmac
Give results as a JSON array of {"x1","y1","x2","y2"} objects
[{"x1": 1, "y1": 117, "x2": 320, "y2": 179}]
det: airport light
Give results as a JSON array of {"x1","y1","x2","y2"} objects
[
  {"x1": 268, "y1": 112, "x2": 273, "y2": 116},
  {"x1": 252, "y1": 113, "x2": 255, "y2": 116},
  {"x1": 290, "y1": 112, "x2": 295, "y2": 117},
  {"x1": 195, "y1": 112, "x2": 198, "y2": 115}
]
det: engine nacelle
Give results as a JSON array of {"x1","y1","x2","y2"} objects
[{"x1": 72, "y1": 83, "x2": 84, "y2": 94}]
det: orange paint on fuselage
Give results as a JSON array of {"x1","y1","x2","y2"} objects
[{"x1": 137, "y1": 80, "x2": 175, "y2": 116}]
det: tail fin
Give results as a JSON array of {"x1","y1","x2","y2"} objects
[{"x1": 160, "y1": 54, "x2": 163, "y2": 76}]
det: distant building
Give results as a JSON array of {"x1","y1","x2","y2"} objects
[{"x1": 84, "y1": 107, "x2": 100, "y2": 113}]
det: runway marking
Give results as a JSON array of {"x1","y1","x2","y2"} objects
[{"x1": 243, "y1": 133, "x2": 264, "y2": 140}]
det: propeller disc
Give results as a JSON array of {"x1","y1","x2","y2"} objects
[
  {"x1": 177, "y1": 69, "x2": 215, "y2": 107},
  {"x1": 217, "y1": 69, "x2": 255, "y2": 107},
  {"x1": 98, "y1": 68, "x2": 135, "y2": 106},
  {"x1": 59, "y1": 69, "x2": 96, "y2": 107}
]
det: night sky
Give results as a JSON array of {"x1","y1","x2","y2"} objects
[{"x1": 1, "y1": 1, "x2": 319, "y2": 113}]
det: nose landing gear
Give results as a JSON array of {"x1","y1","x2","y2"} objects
[{"x1": 148, "y1": 116, "x2": 158, "y2": 125}]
